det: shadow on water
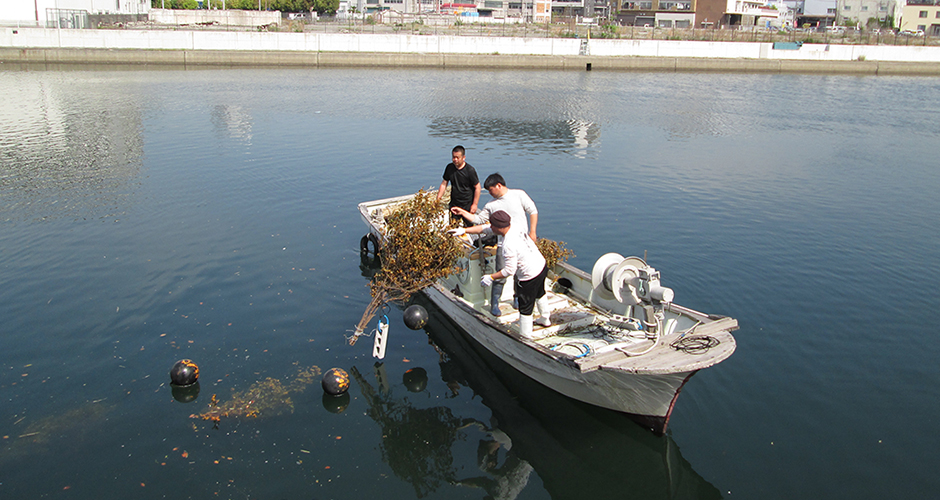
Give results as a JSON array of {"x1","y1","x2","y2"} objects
[{"x1": 353, "y1": 293, "x2": 722, "y2": 499}]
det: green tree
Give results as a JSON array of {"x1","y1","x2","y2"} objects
[
  {"x1": 152, "y1": 0, "x2": 199, "y2": 8},
  {"x1": 311, "y1": 0, "x2": 338, "y2": 15}
]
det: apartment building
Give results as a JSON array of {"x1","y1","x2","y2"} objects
[
  {"x1": 613, "y1": 0, "x2": 696, "y2": 27},
  {"x1": 900, "y1": 0, "x2": 940, "y2": 34}
]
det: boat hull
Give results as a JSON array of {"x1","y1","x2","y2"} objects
[{"x1": 424, "y1": 283, "x2": 693, "y2": 434}]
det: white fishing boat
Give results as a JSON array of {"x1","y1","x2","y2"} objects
[{"x1": 358, "y1": 193, "x2": 738, "y2": 434}]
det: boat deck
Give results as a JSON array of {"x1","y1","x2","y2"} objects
[{"x1": 457, "y1": 285, "x2": 736, "y2": 375}]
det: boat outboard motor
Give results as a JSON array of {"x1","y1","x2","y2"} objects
[{"x1": 591, "y1": 253, "x2": 674, "y2": 333}]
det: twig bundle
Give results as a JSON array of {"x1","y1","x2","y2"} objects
[
  {"x1": 537, "y1": 237, "x2": 574, "y2": 271},
  {"x1": 351, "y1": 190, "x2": 464, "y2": 344}
]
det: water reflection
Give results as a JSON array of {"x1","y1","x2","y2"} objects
[
  {"x1": 351, "y1": 363, "x2": 474, "y2": 498},
  {"x1": 419, "y1": 297, "x2": 723, "y2": 499},
  {"x1": 0, "y1": 74, "x2": 143, "y2": 221},
  {"x1": 210, "y1": 104, "x2": 254, "y2": 144},
  {"x1": 428, "y1": 118, "x2": 600, "y2": 157},
  {"x1": 354, "y1": 296, "x2": 722, "y2": 499}
]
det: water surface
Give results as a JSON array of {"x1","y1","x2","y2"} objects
[{"x1": 1, "y1": 67, "x2": 938, "y2": 499}]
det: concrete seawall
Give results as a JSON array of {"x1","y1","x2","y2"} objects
[{"x1": 3, "y1": 28, "x2": 940, "y2": 75}]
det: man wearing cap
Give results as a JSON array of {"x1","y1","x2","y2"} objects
[{"x1": 449, "y1": 210, "x2": 551, "y2": 339}]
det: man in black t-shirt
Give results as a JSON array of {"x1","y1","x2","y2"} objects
[{"x1": 436, "y1": 145, "x2": 480, "y2": 226}]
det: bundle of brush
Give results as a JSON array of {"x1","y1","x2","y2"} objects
[
  {"x1": 537, "y1": 237, "x2": 574, "y2": 272},
  {"x1": 350, "y1": 190, "x2": 464, "y2": 345}
]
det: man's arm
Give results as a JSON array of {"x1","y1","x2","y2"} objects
[
  {"x1": 462, "y1": 224, "x2": 491, "y2": 236},
  {"x1": 451, "y1": 205, "x2": 486, "y2": 224},
  {"x1": 469, "y1": 183, "x2": 481, "y2": 214},
  {"x1": 450, "y1": 206, "x2": 472, "y2": 221},
  {"x1": 519, "y1": 190, "x2": 538, "y2": 240},
  {"x1": 436, "y1": 179, "x2": 448, "y2": 202}
]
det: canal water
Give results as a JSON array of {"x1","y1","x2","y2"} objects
[{"x1": 1, "y1": 67, "x2": 938, "y2": 499}]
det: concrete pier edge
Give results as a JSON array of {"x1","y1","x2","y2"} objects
[{"x1": 3, "y1": 47, "x2": 940, "y2": 75}]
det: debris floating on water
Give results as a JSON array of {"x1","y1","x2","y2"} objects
[{"x1": 190, "y1": 365, "x2": 321, "y2": 423}]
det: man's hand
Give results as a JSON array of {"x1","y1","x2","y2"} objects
[
  {"x1": 481, "y1": 275, "x2": 493, "y2": 287},
  {"x1": 447, "y1": 227, "x2": 466, "y2": 237},
  {"x1": 529, "y1": 231, "x2": 537, "y2": 242}
]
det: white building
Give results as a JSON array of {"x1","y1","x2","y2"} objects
[
  {"x1": 835, "y1": 0, "x2": 903, "y2": 28},
  {"x1": 1, "y1": 0, "x2": 150, "y2": 27},
  {"x1": 801, "y1": 0, "x2": 835, "y2": 25},
  {"x1": 763, "y1": 0, "x2": 797, "y2": 27}
]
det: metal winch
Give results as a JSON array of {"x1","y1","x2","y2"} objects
[{"x1": 591, "y1": 253, "x2": 675, "y2": 334}]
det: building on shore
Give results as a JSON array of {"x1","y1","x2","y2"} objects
[
  {"x1": 337, "y1": 0, "x2": 557, "y2": 23},
  {"x1": 1, "y1": 0, "x2": 150, "y2": 27},
  {"x1": 900, "y1": 0, "x2": 940, "y2": 34}
]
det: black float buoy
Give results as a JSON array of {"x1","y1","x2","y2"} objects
[
  {"x1": 402, "y1": 367, "x2": 428, "y2": 392},
  {"x1": 169, "y1": 359, "x2": 199, "y2": 387},
  {"x1": 322, "y1": 392, "x2": 350, "y2": 413},
  {"x1": 322, "y1": 367, "x2": 350, "y2": 396},
  {"x1": 171, "y1": 381, "x2": 200, "y2": 403},
  {"x1": 402, "y1": 304, "x2": 428, "y2": 330}
]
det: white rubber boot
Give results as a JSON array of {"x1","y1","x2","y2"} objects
[
  {"x1": 535, "y1": 296, "x2": 551, "y2": 327},
  {"x1": 519, "y1": 315, "x2": 534, "y2": 339}
]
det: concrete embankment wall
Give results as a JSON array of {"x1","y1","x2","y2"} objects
[{"x1": 3, "y1": 27, "x2": 940, "y2": 74}]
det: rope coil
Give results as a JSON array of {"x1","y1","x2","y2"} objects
[{"x1": 670, "y1": 335, "x2": 720, "y2": 354}]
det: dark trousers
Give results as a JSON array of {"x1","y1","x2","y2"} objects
[{"x1": 514, "y1": 265, "x2": 547, "y2": 316}]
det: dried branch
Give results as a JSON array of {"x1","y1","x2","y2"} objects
[{"x1": 350, "y1": 190, "x2": 464, "y2": 345}]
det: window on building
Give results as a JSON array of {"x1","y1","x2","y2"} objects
[
  {"x1": 918, "y1": 24, "x2": 926, "y2": 30},
  {"x1": 919, "y1": 10, "x2": 927, "y2": 18},
  {"x1": 937, "y1": 11, "x2": 940, "y2": 18},
  {"x1": 675, "y1": 19, "x2": 691, "y2": 27},
  {"x1": 843, "y1": 5, "x2": 851, "y2": 11},
  {"x1": 861, "y1": 5, "x2": 867, "y2": 11},
  {"x1": 827, "y1": 8, "x2": 835, "y2": 14},
  {"x1": 658, "y1": 19, "x2": 673, "y2": 27}
]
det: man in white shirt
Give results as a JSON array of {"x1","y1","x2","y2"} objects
[
  {"x1": 450, "y1": 174, "x2": 538, "y2": 317},
  {"x1": 450, "y1": 173, "x2": 538, "y2": 240},
  {"x1": 450, "y1": 210, "x2": 551, "y2": 339}
]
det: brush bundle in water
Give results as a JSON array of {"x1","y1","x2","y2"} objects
[{"x1": 352, "y1": 190, "x2": 463, "y2": 343}]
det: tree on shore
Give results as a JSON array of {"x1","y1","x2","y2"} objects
[{"x1": 153, "y1": 0, "x2": 338, "y2": 14}]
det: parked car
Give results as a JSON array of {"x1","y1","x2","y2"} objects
[{"x1": 900, "y1": 29, "x2": 925, "y2": 36}]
